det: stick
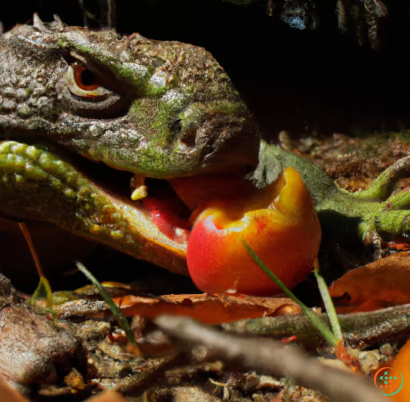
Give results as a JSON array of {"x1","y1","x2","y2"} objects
[
  {"x1": 223, "y1": 304, "x2": 410, "y2": 348},
  {"x1": 155, "y1": 315, "x2": 388, "y2": 402}
]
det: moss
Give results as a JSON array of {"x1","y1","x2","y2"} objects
[{"x1": 146, "y1": 85, "x2": 167, "y2": 97}]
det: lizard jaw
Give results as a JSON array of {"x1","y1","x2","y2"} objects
[
  {"x1": 0, "y1": 140, "x2": 252, "y2": 276},
  {"x1": 0, "y1": 140, "x2": 189, "y2": 275}
]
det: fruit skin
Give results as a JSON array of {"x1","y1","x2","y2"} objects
[{"x1": 187, "y1": 167, "x2": 321, "y2": 296}]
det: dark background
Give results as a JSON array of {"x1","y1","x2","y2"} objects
[{"x1": 2, "y1": 0, "x2": 410, "y2": 139}]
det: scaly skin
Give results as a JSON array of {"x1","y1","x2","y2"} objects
[
  {"x1": 0, "y1": 17, "x2": 259, "y2": 177},
  {"x1": 0, "y1": 17, "x2": 407, "y2": 274},
  {"x1": 254, "y1": 142, "x2": 410, "y2": 257}
]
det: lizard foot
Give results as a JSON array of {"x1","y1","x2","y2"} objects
[{"x1": 353, "y1": 156, "x2": 410, "y2": 257}]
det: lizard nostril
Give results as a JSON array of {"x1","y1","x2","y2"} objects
[
  {"x1": 169, "y1": 119, "x2": 197, "y2": 147},
  {"x1": 180, "y1": 124, "x2": 198, "y2": 148},
  {"x1": 169, "y1": 119, "x2": 182, "y2": 135}
]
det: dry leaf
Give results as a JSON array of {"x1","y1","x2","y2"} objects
[
  {"x1": 0, "y1": 375, "x2": 28, "y2": 402},
  {"x1": 58, "y1": 290, "x2": 301, "y2": 324},
  {"x1": 115, "y1": 293, "x2": 301, "y2": 324},
  {"x1": 330, "y1": 252, "x2": 410, "y2": 311}
]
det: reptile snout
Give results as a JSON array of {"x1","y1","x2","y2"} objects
[{"x1": 175, "y1": 100, "x2": 260, "y2": 174}]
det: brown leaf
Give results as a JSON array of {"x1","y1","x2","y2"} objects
[
  {"x1": 0, "y1": 375, "x2": 28, "y2": 402},
  {"x1": 330, "y1": 252, "x2": 410, "y2": 311},
  {"x1": 115, "y1": 293, "x2": 301, "y2": 324}
]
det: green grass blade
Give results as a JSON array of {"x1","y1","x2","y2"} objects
[
  {"x1": 314, "y1": 261, "x2": 343, "y2": 342},
  {"x1": 76, "y1": 262, "x2": 140, "y2": 353},
  {"x1": 242, "y1": 240, "x2": 338, "y2": 347},
  {"x1": 28, "y1": 276, "x2": 53, "y2": 307}
]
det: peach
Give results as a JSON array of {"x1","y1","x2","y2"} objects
[{"x1": 187, "y1": 167, "x2": 321, "y2": 296}]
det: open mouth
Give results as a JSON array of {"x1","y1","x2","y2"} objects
[
  {"x1": 0, "y1": 140, "x2": 252, "y2": 276},
  {"x1": 82, "y1": 151, "x2": 253, "y2": 246},
  {"x1": 81, "y1": 159, "x2": 194, "y2": 245}
]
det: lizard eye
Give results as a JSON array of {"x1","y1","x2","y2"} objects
[
  {"x1": 62, "y1": 60, "x2": 129, "y2": 118},
  {"x1": 74, "y1": 65, "x2": 100, "y2": 91},
  {"x1": 66, "y1": 64, "x2": 112, "y2": 101}
]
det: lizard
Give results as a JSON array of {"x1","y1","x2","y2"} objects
[{"x1": 0, "y1": 15, "x2": 409, "y2": 277}]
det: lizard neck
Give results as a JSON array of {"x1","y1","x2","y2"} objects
[{"x1": 253, "y1": 139, "x2": 378, "y2": 219}]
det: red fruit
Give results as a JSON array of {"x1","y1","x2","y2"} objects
[{"x1": 187, "y1": 167, "x2": 321, "y2": 296}]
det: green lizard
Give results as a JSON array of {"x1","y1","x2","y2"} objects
[{"x1": 0, "y1": 15, "x2": 408, "y2": 276}]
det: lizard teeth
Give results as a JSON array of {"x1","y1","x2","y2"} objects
[
  {"x1": 130, "y1": 174, "x2": 147, "y2": 201},
  {"x1": 131, "y1": 186, "x2": 148, "y2": 201}
]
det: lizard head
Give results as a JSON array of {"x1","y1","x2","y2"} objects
[
  {"x1": 0, "y1": 16, "x2": 260, "y2": 179},
  {"x1": 0, "y1": 16, "x2": 263, "y2": 276}
]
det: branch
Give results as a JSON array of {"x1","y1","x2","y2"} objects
[
  {"x1": 223, "y1": 304, "x2": 410, "y2": 348},
  {"x1": 155, "y1": 315, "x2": 389, "y2": 402}
]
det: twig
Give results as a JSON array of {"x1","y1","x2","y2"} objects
[
  {"x1": 18, "y1": 222, "x2": 53, "y2": 309},
  {"x1": 155, "y1": 315, "x2": 389, "y2": 402},
  {"x1": 223, "y1": 304, "x2": 410, "y2": 348},
  {"x1": 18, "y1": 222, "x2": 44, "y2": 277}
]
